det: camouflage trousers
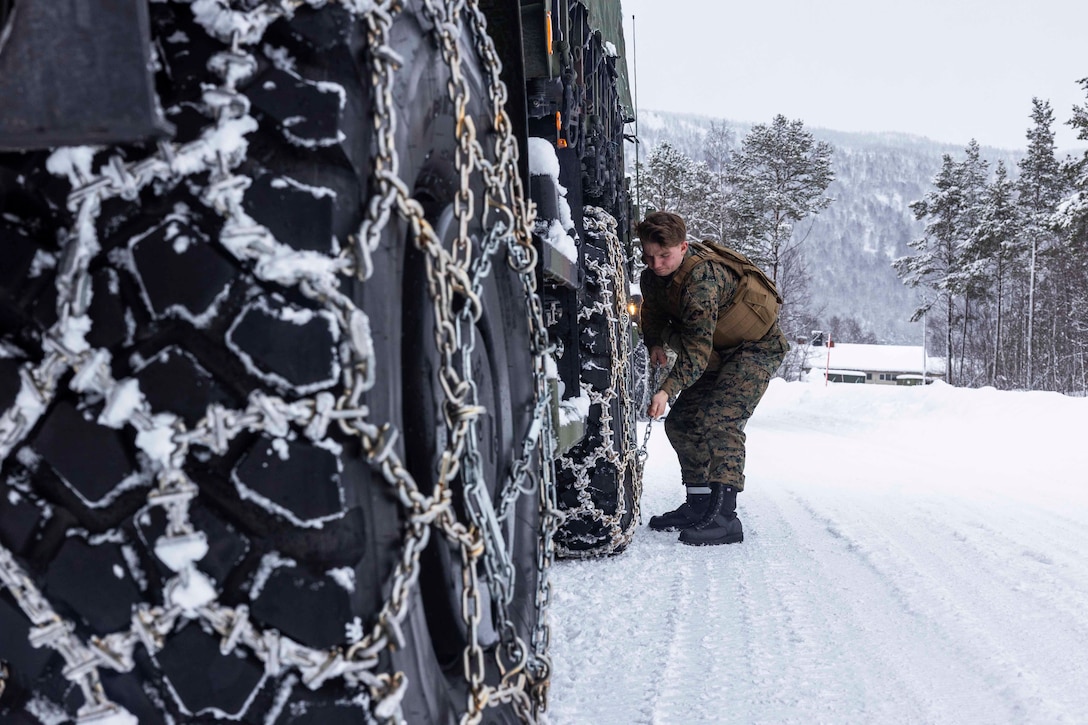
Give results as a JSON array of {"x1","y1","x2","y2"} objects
[{"x1": 664, "y1": 325, "x2": 788, "y2": 491}]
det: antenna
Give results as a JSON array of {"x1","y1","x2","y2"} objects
[{"x1": 632, "y1": 13, "x2": 640, "y2": 216}]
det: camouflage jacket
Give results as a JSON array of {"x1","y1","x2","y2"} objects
[{"x1": 640, "y1": 254, "x2": 738, "y2": 399}]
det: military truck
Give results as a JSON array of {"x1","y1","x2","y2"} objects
[{"x1": 0, "y1": 1, "x2": 641, "y2": 722}]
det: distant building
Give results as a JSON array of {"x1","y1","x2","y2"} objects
[{"x1": 802, "y1": 336, "x2": 946, "y2": 385}]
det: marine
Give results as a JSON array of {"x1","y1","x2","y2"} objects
[{"x1": 637, "y1": 211, "x2": 789, "y2": 545}]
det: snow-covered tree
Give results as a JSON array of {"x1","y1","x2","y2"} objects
[
  {"x1": 826, "y1": 315, "x2": 878, "y2": 344},
  {"x1": 1048, "y1": 82, "x2": 1088, "y2": 392},
  {"x1": 950, "y1": 141, "x2": 991, "y2": 382},
  {"x1": 637, "y1": 141, "x2": 721, "y2": 240},
  {"x1": 724, "y1": 116, "x2": 834, "y2": 340},
  {"x1": 1015, "y1": 98, "x2": 1067, "y2": 389},
  {"x1": 701, "y1": 121, "x2": 736, "y2": 244},
  {"x1": 1056, "y1": 79, "x2": 1088, "y2": 237},
  {"x1": 894, "y1": 142, "x2": 989, "y2": 386},
  {"x1": 639, "y1": 141, "x2": 691, "y2": 213},
  {"x1": 724, "y1": 115, "x2": 834, "y2": 281},
  {"x1": 973, "y1": 161, "x2": 1022, "y2": 386}
]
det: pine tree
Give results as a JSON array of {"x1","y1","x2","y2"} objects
[
  {"x1": 641, "y1": 141, "x2": 694, "y2": 214},
  {"x1": 951, "y1": 141, "x2": 990, "y2": 383},
  {"x1": 1056, "y1": 79, "x2": 1088, "y2": 236},
  {"x1": 894, "y1": 142, "x2": 988, "y2": 386},
  {"x1": 1016, "y1": 98, "x2": 1066, "y2": 389},
  {"x1": 724, "y1": 115, "x2": 834, "y2": 339},
  {"x1": 638, "y1": 141, "x2": 721, "y2": 240},
  {"x1": 725, "y1": 115, "x2": 834, "y2": 279},
  {"x1": 701, "y1": 121, "x2": 735, "y2": 244},
  {"x1": 896, "y1": 154, "x2": 960, "y2": 383},
  {"x1": 1051, "y1": 79, "x2": 1088, "y2": 392},
  {"x1": 684, "y1": 160, "x2": 723, "y2": 242},
  {"x1": 973, "y1": 161, "x2": 1021, "y2": 386}
]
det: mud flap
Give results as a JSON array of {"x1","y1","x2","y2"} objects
[{"x1": 0, "y1": 0, "x2": 171, "y2": 150}]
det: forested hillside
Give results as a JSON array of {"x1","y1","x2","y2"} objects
[{"x1": 631, "y1": 111, "x2": 1023, "y2": 343}]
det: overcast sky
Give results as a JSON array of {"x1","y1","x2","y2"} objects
[{"x1": 621, "y1": 0, "x2": 1088, "y2": 151}]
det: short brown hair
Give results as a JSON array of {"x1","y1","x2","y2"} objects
[{"x1": 636, "y1": 211, "x2": 687, "y2": 248}]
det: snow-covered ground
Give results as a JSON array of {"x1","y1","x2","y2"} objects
[{"x1": 545, "y1": 379, "x2": 1088, "y2": 725}]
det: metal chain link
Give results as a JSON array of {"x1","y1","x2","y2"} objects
[
  {"x1": 0, "y1": 547, "x2": 134, "y2": 723},
  {"x1": 0, "y1": 0, "x2": 557, "y2": 722},
  {"x1": 636, "y1": 364, "x2": 664, "y2": 464}
]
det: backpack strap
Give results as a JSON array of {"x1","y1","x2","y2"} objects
[
  {"x1": 664, "y1": 243, "x2": 717, "y2": 313},
  {"x1": 664, "y1": 240, "x2": 782, "y2": 349}
]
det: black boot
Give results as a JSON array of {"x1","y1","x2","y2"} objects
[
  {"x1": 679, "y1": 483, "x2": 744, "y2": 546},
  {"x1": 648, "y1": 485, "x2": 711, "y2": 531}
]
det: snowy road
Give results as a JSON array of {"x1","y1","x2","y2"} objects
[{"x1": 544, "y1": 380, "x2": 1088, "y2": 724}]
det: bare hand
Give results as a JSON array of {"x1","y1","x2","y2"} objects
[
  {"x1": 647, "y1": 390, "x2": 669, "y2": 419},
  {"x1": 650, "y1": 345, "x2": 667, "y2": 369}
]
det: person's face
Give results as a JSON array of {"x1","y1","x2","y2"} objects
[{"x1": 641, "y1": 240, "x2": 689, "y2": 277}]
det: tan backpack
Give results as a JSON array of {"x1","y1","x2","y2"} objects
[{"x1": 666, "y1": 241, "x2": 782, "y2": 348}]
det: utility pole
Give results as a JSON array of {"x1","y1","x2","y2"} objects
[
  {"x1": 922, "y1": 306, "x2": 928, "y2": 385},
  {"x1": 921, "y1": 295, "x2": 928, "y2": 386},
  {"x1": 825, "y1": 333, "x2": 832, "y2": 386}
]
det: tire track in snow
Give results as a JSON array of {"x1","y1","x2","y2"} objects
[
  {"x1": 850, "y1": 495, "x2": 1088, "y2": 721},
  {"x1": 931, "y1": 496, "x2": 1088, "y2": 612},
  {"x1": 921, "y1": 496, "x2": 1088, "y2": 627},
  {"x1": 645, "y1": 485, "x2": 935, "y2": 725},
  {"x1": 783, "y1": 487, "x2": 1085, "y2": 724},
  {"x1": 646, "y1": 544, "x2": 744, "y2": 723},
  {"x1": 722, "y1": 488, "x2": 931, "y2": 725},
  {"x1": 544, "y1": 532, "x2": 699, "y2": 725}
]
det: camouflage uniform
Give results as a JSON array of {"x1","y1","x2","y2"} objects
[{"x1": 640, "y1": 252, "x2": 788, "y2": 491}]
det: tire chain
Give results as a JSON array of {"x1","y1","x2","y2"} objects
[
  {"x1": 636, "y1": 365, "x2": 663, "y2": 465},
  {"x1": 0, "y1": 1, "x2": 558, "y2": 723},
  {"x1": 554, "y1": 206, "x2": 642, "y2": 558}
]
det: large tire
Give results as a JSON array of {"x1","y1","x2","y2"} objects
[
  {"x1": 0, "y1": 2, "x2": 549, "y2": 723},
  {"x1": 553, "y1": 208, "x2": 641, "y2": 558}
]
